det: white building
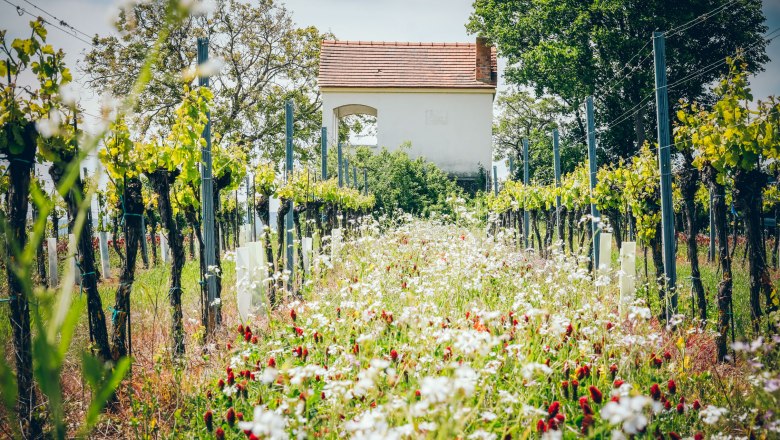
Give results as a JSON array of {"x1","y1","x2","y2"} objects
[{"x1": 319, "y1": 38, "x2": 497, "y2": 180}]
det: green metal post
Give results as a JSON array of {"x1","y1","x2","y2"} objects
[
  {"x1": 321, "y1": 127, "x2": 327, "y2": 181},
  {"x1": 586, "y1": 96, "x2": 600, "y2": 268},
  {"x1": 198, "y1": 37, "x2": 217, "y2": 318},
  {"x1": 337, "y1": 142, "x2": 343, "y2": 188},
  {"x1": 285, "y1": 99, "x2": 294, "y2": 289},
  {"x1": 653, "y1": 31, "x2": 677, "y2": 317},
  {"x1": 553, "y1": 129, "x2": 562, "y2": 230},
  {"x1": 523, "y1": 138, "x2": 530, "y2": 249},
  {"x1": 493, "y1": 165, "x2": 499, "y2": 195}
]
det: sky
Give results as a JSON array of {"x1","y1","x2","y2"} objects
[{"x1": 0, "y1": 0, "x2": 778, "y2": 177}]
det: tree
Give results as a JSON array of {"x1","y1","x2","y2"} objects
[
  {"x1": 493, "y1": 89, "x2": 585, "y2": 184},
  {"x1": 136, "y1": 84, "x2": 212, "y2": 357},
  {"x1": 673, "y1": 131, "x2": 707, "y2": 324},
  {"x1": 467, "y1": 0, "x2": 769, "y2": 160},
  {"x1": 679, "y1": 58, "x2": 780, "y2": 334},
  {"x1": 0, "y1": 20, "x2": 71, "y2": 438},
  {"x1": 83, "y1": 0, "x2": 329, "y2": 162},
  {"x1": 354, "y1": 144, "x2": 462, "y2": 217},
  {"x1": 99, "y1": 117, "x2": 145, "y2": 360},
  {"x1": 624, "y1": 143, "x2": 667, "y2": 318}
]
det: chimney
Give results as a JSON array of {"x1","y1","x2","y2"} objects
[{"x1": 476, "y1": 36, "x2": 493, "y2": 84}]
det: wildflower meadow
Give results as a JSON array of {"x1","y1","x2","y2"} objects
[
  {"x1": 2, "y1": 0, "x2": 780, "y2": 439},
  {"x1": 182, "y1": 216, "x2": 779, "y2": 439}
]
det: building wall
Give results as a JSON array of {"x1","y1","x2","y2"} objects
[{"x1": 321, "y1": 88, "x2": 494, "y2": 178}]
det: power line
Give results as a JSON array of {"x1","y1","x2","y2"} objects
[
  {"x1": 1, "y1": 0, "x2": 94, "y2": 47},
  {"x1": 664, "y1": 0, "x2": 739, "y2": 38},
  {"x1": 598, "y1": 42, "x2": 653, "y2": 100},
  {"x1": 666, "y1": 26, "x2": 780, "y2": 92},
  {"x1": 596, "y1": 94, "x2": 655, "y2": 135},
  {"x1": 21, "y1": 0, "x2": 94, "y2": 41}
]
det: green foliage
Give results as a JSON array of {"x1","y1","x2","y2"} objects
[
  {"x1": 1, "y1": 19, "x2": 71, "y2": 157},
  {"x1": 84, "y1": 0, "x2": 332, "y2": 162},
  {"x1": 360, "y1": 144, "x2": 463, "y2": 216},
  {"x1": 492, "y1": 89, "x2": 587, "y2": 186},
  {"x1": 594, "y1": 162, "x2": 628, "y2": 213},
  {"x1": 136, "y1": 84, "x2": 211, "y2": 178},
  {"x1": 624, "y1": 144, "x2": 661, "y2": 245},
  {"x1": 468, "y1": 0, "x2": 770, "y2": 159},
  {"x1": 677, "y1": 58, "x2": 780, "y2": 181}
]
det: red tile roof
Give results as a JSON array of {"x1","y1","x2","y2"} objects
[{"x1": 319, "y1": 40, "x2": 498, "y2": 89}]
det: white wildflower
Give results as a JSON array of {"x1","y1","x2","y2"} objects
[
  {"x1": 600, "y1": 395, "x2": 652, "y2": 434},
  {"x1": 700, "y1": 405, "x2": 728, "y2": 425},
  {"x1": 36, "y1": 111, "x2": 62, "y2": 138},
  {"x1": 237, "y1": 406, "x2": 287, "y2": 440}
]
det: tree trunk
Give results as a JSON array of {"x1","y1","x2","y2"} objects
[
  {"x1": 255, "y1": 194, "x2": 274, "y2": 278},
  {"x1": 139, "y1": 216, "x2": 149, "y2": 269},
  {"x1": 148, "y1": 214, "x2": 159, "y2": 266},
  {"x1": 51, "y1": 207, "x2": 60, "y2": 242},
  {"x1": 542, "y1": 209, "x2": 552, "y2": 258},
  {"x1": 273, "y1": 198, "x2": 292, "y2": 301},
  {"x1": 532, "y1": 211, "x2": 542, "y2": 255},
  {"x1": 568, "y1": 208, "x2": 575, "y2": 255},
  {"x1": 683, "y1": 197, "x2": 707, "y2": 324},
  {"x1": 110, "y1": 177, "x2": 143, "y2": 360},
  {"x1": 32, "y1": 201, "x2": 47, "y2": 286},
  {"x1": 703, "y1": 166, "x2": 733, "y2": 361},
  {"x1": 149, "y1": 170, "x2": 185, "y2": 357},
  {"x1": 5, "y1": 123, "x2": 44, "y2": 439},
  {"x1": 557, "y1": 207, "x2": 566, "y2": 253},
  {"x1": 734, "y1": 169, "x2": 774, "y2": 332},
  {"x1": 276, "y1": 199, "x2": 290, "y2": 272},
  {"x1": 650, "y1": 224, "x2": 667, "y2": 321},
  {"x1": 678, "y1": 155, "x2": 707, "y2": 324},
  {"x1": 111, "y1": 211, "x2": 125, "y2": 268},
  {"x1": 189, "y1": 229, "x2": 195, "y2": 261},
  {"x1": 605, "y1": 210, "x2": 623, "y2": 252},
  {"x1": 185, "y1": 207, "x2": 208, "y2": 333},
  {"x1": 773, "y1": 206, "x2": 779, "y2": 269},
  {"x1": 49, "y1": 161, "x2": 112, "y2": 362},
  {"x1": 294, "y1": 204, "x2": 306, "y2": 274}
]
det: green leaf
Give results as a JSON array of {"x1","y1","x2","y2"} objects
[
  {"x1": 81, "y1": 356, "x2": 130, "y2": 429},
  {"x1": 0, "y1": 358, "x2": 16, "y2": 408}
]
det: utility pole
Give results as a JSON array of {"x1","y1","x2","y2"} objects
[
  {"x1": 653, "y1": 31, "x2": 677, "y2": 318},
  {"x1": 198, "y1": 37, "x2": 218, "y2": 328},
  {"x1": 523, "y1": 138, "x2": 530, "y2": 249},
  {"x1": 586, "y1": 96, "x2": 600, "y2": 269},
  {"x1": 285, "y1": 99, "x2": 294, "y2": 291}
]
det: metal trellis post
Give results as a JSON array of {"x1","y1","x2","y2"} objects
[
  {"x1": 553, "y1": 129, "x2": 562, "y2": 231},
  {"x1": 285, "y1": 99, "x2": 295, "y2": 291},
  {"x1": 709, "y1": 192, "x2": 716, "y2": 262},
  {"x1": 586, "y1": 96, "x2": 600, "y2": 269},
  {"x1": 337, "y1": 142, "x2": 343, "y2": 188},
  {"x1": 493, "y1": 165, "x2": 499, "y2": 195},
  {"x1": 198, "y1": 37, "x2": 218, "y2": 326},
  {"x1": 508, "y1": 156, "x2": 515, "y2": 180},
  {"x1": 523, "y1": 138, "x2": 530, "y2": 249},
  {"x1": 321, "y1": 127, "x2": 328, "y2": 181},
  {"x1": 653, "y1": 32, "x2": 677, "y2": 317}
]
